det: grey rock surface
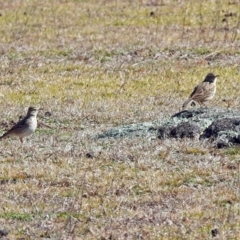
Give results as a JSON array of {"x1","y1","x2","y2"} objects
[
  {"x1": 96, "y1": 122, "x2": 156, "y2": 139},
  {"x1": 96, "y1": 108, "x2": 240, "y2": 147},
  {"x1": 157, "y1": 121, "x2": 201, "y2": 139},
  {"x1": 200, "y1": 118, "x2": 240, "y2": 148}
]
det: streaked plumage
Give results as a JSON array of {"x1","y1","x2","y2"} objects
[{"x1": 182, "y1": 73, "x2": 219, "y2": 110}]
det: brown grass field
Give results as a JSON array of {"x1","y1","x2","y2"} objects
[{"x1": 0, "y1": 0, "x2": 240, "y2": 239}]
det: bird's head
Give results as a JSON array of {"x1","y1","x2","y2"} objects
[
  {"x1": 27, "y1": 107, "x2": 39, "y2": 116},
  {"x1": 203, "y1": 73, "x2": 219, "y2": 83}
]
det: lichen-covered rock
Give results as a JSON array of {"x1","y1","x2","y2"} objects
[
  {"x1": 157, "y1": 122, "x2": 201, "y2": 139},
  {"x1": 96, "y1": 108, "x2": 240, "y2": 147},
  {"x1": 170, "y1": 108, "x2": 240, "y2": 147},
  {"x1": 96, "y1": 122, "x2": 155, "y2": 139},
  {"x1": 201, "y1": 118, "x2": 240, "y2": 139},
  {"x1": 200, "y1": 118, "x2": 240, "y2": 148}
]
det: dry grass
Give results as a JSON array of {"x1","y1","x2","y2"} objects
[{"x1": 0, "y1": 0, "x2": 240, "y2": 239}]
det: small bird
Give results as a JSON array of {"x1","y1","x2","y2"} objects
[
  {"x1": 0, "y1": 106, "x2": 38, "y2": 143},
  {"x1": 182, "y1": 73, "x2": 219, "y2": 110}
]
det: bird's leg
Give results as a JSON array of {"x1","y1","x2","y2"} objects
[
  {"x1": 199, "y1": 102, "x2": 208, "y2": 108},
  {"x1": 190, "y1": 100, "x2": 197, "y2": 107},
  {"x1": 20, "y1": 138, "x2": 23, "y2": 143},
  {"x1": 201, "y1": 102, "x2": 208, "y2": 108}
]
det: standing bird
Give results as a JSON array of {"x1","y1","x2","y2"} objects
[
  {"x1": 182, "y1": 73, "x2": 219, "y2": 110},
  {"x1": 0, "y1": 107, "x2": 38, "y2": 143}
]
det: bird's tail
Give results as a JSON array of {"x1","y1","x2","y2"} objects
[
  {"x1": 0, "y1": 135, "x2": 6, "y2": 140},
  {"x1": 0, "y1": 132, "x2": 10, "y2": 141},
  {"x1": 182, "y1": 98, "x2": 193, "y2": 110}
]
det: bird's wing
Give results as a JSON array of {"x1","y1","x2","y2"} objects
[
  {"x1": 0, "y1": 118, "x2": 28, "y2": 138},
  {"x1": 10, "y1": 118, "x2": 28, "y2": 130},
  {"x1": 189, "y1": 86, "x2": 198, "y2": 98},
  {"x1": 189, "y1": 82, "x2": 210, "y2": 101}
]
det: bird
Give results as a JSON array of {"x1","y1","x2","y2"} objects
[
  {"x1": 182, "y1": 73, "x2": 219, "y2": 110},
  {"x1": 0, "y1": 106, "x2": 38, "y2": 143}
]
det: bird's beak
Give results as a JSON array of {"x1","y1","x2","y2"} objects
[{"x1": 215, "y1": 75, "x2": 220, "y2": 77}]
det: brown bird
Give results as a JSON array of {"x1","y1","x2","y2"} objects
[
  {"x1": 182, "y1": 73, "x2": 219, "y2": 110},
  {"x1": 0, "y1": 107, "x2": 38, "y2": 143}
]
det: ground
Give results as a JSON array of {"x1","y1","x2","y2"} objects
[{"x1": 0, "y1": 0, "x2": 239, "y2": 239}]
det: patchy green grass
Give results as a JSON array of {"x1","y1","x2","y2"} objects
[
  {"x1": 0, "y1": 0, "x2": 239, "y2": 239},
  {"x1": 0, "y1": 212, "x2": 32, "y2": 221}
]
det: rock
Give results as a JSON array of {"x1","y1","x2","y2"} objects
[
  {"x1": 95, "y1": 108, "x2": 240, "y2": 147},
  {"x1": 211, "y1": 228, "x2": 219, "y2": 237},
  {"x1": 0, "y1": 229, "x2": 8, "y2": 237},
  {"x1": 159, "y1": 108, "x2": 240, "y2": 147},
  {"x1": 157, "y1": 122, "x2": 201, "y2": 139},
  {"x1": 96, "y1": 122, "x2": 155, "y2": 139},
  {"x1": 201, "y1": 118, "x2": 240, "y2": 139},
  {"x1": 200, "y1": 117, "x2": 240, "y2": 147},
  {"x1": 85, "y1": 152, "x2": 94, "y2": 158}
]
